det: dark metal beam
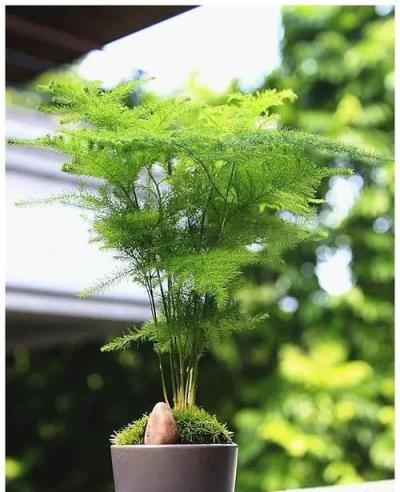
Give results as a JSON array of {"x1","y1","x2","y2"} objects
[
  {"x1": 6, "y1": 14, "x2": 98, "y2": 53},
  {"x1": 6, "y1": 47, "x2": 55, "y2": 71}
]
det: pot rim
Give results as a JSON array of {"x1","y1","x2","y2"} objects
[{"x1": 111, "y1": 443, "x2": 238, "y2": 449}]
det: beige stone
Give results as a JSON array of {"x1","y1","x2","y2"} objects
[{"x1": 144, "y1": 402, "x2": 178, "y2": 445}]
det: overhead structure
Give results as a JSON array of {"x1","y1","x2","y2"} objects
[{"x1": 6, "y1": 5, "x2": 196, "y2": 85}]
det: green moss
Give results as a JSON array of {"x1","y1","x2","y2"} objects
[
  {"x1": 111, "y1": 407, "x2": 233, "y2": 445},
  {"x1": 111, "y1": 414, "x2": 149, "y2": 445},
  {"x1": 174, "y1": 407, "x2": 233, "y2": 444}
]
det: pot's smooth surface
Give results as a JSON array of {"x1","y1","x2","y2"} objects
[{"x1": 111, "y1": 444, "x2": 238, "y2": 492}]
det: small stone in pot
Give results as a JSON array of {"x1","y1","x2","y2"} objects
[{"x1": 144, "y1": 402, "x2": 178, "y2": 444}]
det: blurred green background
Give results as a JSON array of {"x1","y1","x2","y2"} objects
[{"x1": 6, "y1": 5, "x2": 394, "y2": 492}]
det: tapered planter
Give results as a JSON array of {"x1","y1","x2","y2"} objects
[{"x1": 111, "y1": 444, "x2": 238, "y2": 492}]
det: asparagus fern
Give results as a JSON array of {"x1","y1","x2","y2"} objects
[{"x1": 9, "y1": 77, "x2": 381, "y2": 410}]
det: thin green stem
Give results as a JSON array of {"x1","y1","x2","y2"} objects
[{"x1": 158, "y1": 354, "x2": 171, "y2": 407}]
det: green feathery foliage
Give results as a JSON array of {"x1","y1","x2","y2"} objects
[
  {"x1": 100, "y1": 329, "x2": 138, "y2": 353},
  {"x1": 111, "y1": 407, "x2": 232, "y2": 445},
  {"x1": 9, "y1": 76, "x2": 381, "y2": 410}
]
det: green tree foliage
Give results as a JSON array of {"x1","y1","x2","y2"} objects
[
  {"x1": 9, "y1": 77, "x2": 377, "y2": 413},
  {"x1": 232, "y1": 6, "x2": 394, "y2": 491}
]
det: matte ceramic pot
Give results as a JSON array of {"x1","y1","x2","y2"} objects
[{"x1": 111, "y1": 443, "x2": 238, "y2": 492}]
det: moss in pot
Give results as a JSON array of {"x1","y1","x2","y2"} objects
[{"x1": 9, "y1": 77, "x2": 383, "y2": 492}]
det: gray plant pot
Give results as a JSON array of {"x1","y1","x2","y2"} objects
[{"x1": 111, "y1": 443, "x2": 238, "y2": 492}]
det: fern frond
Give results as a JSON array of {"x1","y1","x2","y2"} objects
[
  {"x1": 250, "y1": 128, "x2": 388, "y2": 165},
  {"x1": 164, "y1": 248, "x2": 258, "y2": 307},
  {"x1": 100, "y1": 329, "x2": 138, "y2": 352},
  {"x1": 79, "y1": 266, "x2": 135, "y2": 298}
]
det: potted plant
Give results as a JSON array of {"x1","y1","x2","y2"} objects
[{"x1": 9, "y1": 77, "x2": 381, "y2": 492}]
